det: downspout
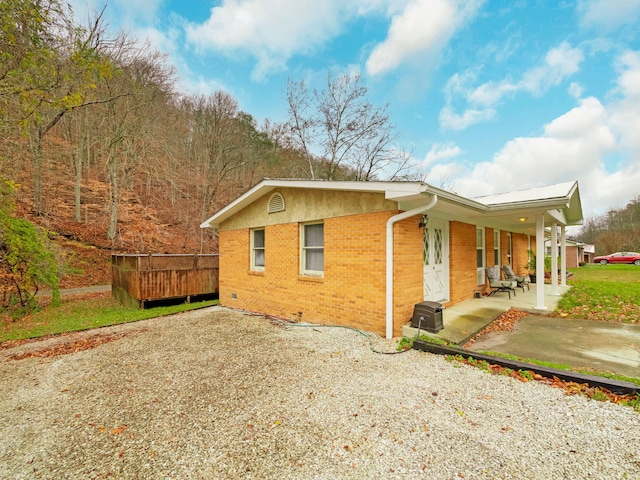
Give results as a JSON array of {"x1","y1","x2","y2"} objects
[
  {"x1": 560, "y1": 226, "x2": 567, "y2": 287},
  {"x1": 385, "y1": 194, "x2": 438, "y2": 339}
]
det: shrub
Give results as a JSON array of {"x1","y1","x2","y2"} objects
[{"x1": 1, "y1": 179, "x2": 61, "y2": 316}]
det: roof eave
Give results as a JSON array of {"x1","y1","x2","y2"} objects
[{"x1": 199, "y1": 179, "x2": 434, "y2": 229}]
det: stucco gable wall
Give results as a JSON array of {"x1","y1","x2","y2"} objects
[{"x1": 219, "y1": 188, "x2": 397, "y2": 231}]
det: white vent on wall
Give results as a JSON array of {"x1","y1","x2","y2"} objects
[{"x1": 268, "y1": 192, "x2": 285, "y2": 213}]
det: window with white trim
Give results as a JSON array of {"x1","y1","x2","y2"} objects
[
  {"x1": 494, "y1": 230, "x2": 500, "y2": 267},
  {"x1": 301, "y1": 222, "x2": 324, "y2": 275},
  {"x1": 251, "y1": 228, "x2": 265, "y2": 271},
  {"x1": 476, "y1": 227, "x2": 485, "y2": 285}
]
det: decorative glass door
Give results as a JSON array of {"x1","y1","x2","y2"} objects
[{"x1": 423, "y1": 220, "x2": 448, "y2": 301}]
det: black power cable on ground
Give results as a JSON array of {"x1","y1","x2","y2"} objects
[{"x1": 234, "y1": 307, "x2": 412, "y2": 355}]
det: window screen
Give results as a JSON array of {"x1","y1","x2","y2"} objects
[
  {"x1": 302, "y1": 223, "x2": 324, "y2": 274},
  {"x1": 252, "y1": 228, "x2": 265, "y2": 270}
]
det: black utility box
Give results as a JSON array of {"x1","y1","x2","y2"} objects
[{"x1": 410, "y1": 301, "x2": 444, "y2": 333}]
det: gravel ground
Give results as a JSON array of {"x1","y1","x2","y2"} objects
[{"x1": 1, "y1": 307, "x2": 639, "y2": 479}]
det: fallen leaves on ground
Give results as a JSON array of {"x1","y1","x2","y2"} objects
[
  {"x1": 463, "y1": 308, "x2": 529, "y2": 347},
  {"x1": 545, "y1": 376, "x2": 638, "y2": 406},
  {"x1": 110, "y1": 425, "x2": 128, "y2": 435},
  {"x1": 6, "y1": 332, "x2": 129, "y2": 361},
  {"x1": 555, "y1": 303, "x2": 640, "y2": 324},
  {"x1": 451, "y1": 355, "x2": 639, "y2": 408}
]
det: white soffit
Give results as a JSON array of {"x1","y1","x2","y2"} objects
[
  {"x1": 474, "y1": 181, "x2": 576, "y2": 206},
  {"x1": 201, "y1": 179, "x2": 582, "y2": 229}
]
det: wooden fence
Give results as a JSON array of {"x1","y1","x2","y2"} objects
[{"x1": 111, "y1": 254, "x2": 219, "y2": 308}]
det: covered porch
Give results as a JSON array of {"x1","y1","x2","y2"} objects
[
  {"x1": 402, "y1": 282, "x2": 570, "y2": 345},
  {"x1": 471, "y1": 181, "x2": 582, "y2": 312}
]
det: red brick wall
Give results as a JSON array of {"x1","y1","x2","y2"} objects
[
  {"x1": 448, "y1": 221, "x2": 479, "y2": 303},
  {"x1": 220, "y1": 211, "x2": 536, "y2": 337},
  {"x1": 500, "y1": 230, "x2": 509, "y2": 267},
  {"x1": 486, "y1": 228, "x2": 495, "y2": 267},
  {"x1": 512, "y1": 233, "x2": 531, "y2": 275},
  {"x1": 566, "y1": 245, "x2": 579, "y2": 268},
  {"x1": 219, "y1": 210, "x2": 418, "y2": 337},
  {"x1": 392, "y1": 216, "x2": 423, "y2": 337}
]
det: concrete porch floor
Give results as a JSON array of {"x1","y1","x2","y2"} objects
[{"x1": 402, "y1": 283, "x2": 569, "y2": 345}]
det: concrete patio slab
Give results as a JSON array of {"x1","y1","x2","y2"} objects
[
  {"x1": 402, "y1": 283, "x2": 568, "y2": 344},
  {"x1": 469, "y1": 315, "x2": 640, "y2": 378},
  {"x1": 401, "y1": 283, "x2": 640, "y2": 378}
]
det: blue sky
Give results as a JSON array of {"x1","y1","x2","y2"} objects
[{"x1": 71, "y1": 0, "x2": 640, "y2": 222}]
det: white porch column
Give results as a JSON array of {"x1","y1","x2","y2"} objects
[
  {"x1": 551, "y1": 222, "x2": 558, "y2": 296},
  {"x1": 560, "y1": 226, "x2": 567, "y2": 287},
  {"x1": 535, "y1": 213, "x2": 547, "y2": 310}
]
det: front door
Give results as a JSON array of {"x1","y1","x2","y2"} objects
[{"x1": 423, "y1": 219, "x2": 448, "y2": 302}]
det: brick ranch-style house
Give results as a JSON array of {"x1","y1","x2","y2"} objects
[
  {"x1": 200, "y1": 179, "x2": 583, "y2": 338},
  {"x1": 547, "y1": 239, "x2": 594, "y2": 268}
]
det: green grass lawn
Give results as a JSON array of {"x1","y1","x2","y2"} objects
[
  {"x1": 4, "y1": 263, "x2": 639, "y2": 343},
  {"x1": 0, "y1": 295, "x2": 218, "y2": 343},
  {"x1": 556, "y1": 264, "x2": 640, "y2": 323}
]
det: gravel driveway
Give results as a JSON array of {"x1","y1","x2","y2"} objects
[{"x1": 1, "y1": 307, "x2": 639, "y2": 479}]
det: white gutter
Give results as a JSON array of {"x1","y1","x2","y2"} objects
[{"x1": 385, "y1": 194, "x2": 438, "y2": 339}]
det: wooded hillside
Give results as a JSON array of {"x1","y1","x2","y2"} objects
[
  {"x1": 1, "y1": 1, "x2": 414, "y2": 263},
  {"x1": 5, "y1": 1, "x2": 636, "y2": 296},
  {"x1": 576, "y1": 196, "x2": 640, "y2": 255}
]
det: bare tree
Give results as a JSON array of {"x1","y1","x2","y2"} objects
[
  {"x1": 284, "y1": 79, "x2": 317, "y2": 178},
  {"x1": 185, "y1": 91, "x2": 250, "y2": 219},
  {"x1": 9, "y1": 3, "x2": 119, "y2": 214},
  {"x1": 97, "y1": 40, "x2": 176, "y2": 245},
  {"x1": 284, "y1": 73, "x2": 412, "y2": 181}
]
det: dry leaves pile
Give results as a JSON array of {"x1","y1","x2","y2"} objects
[
  {"x1": 463, "y1": 308, "x2": 529, "y2": 347},
  {"x1": 452, "y1": 354, "x2": 638, "y2": 406},
  {"x1": 5, "y1": 332, "x2": 129, "y2": 361}
]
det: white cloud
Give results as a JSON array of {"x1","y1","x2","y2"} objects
[
  {"x1": 456, "y1": 97, "x2": 617, "y2": 196},
  {"x1": 185, "y1": 0, "x2": 484, "y2": 81},
  {"x1": 520, "y1": 42, "x2": 584, "y2": 95},
  {"x1": 568, "y1": 82, "x2": 584, "y2": 99},
  {"x1": 422, "y1": 142, "x2": 463, "y2": 165},
  {"x1": 439, "y1": 106, "x2": 496, "y2": 131},
  {"x1": 113, "y1": 0, "x2": 164, "y2": 23},
  {"x1": 467, "y1": 81, "x2": 518, "y2": 107},
  {"x1": 612, "y1": 50, "x2": 640, "y2": 98},
  {"x1": 579, "y1": 0, "x2": 640, "y2": 30},
  {"x1": 366, "y1": 0, "x2": 484, "y2": 76},
  {"x1": 186, "y1": 0, "x2": 347, "y2": 80},
  {"x1": 423, "y1": 161, "x2": 467, "y2": 190},
  {"x1": 437, "y1": 50, "x2": 640, "y2": 218},
  {"x1": 440, "y1": 42, "x2": 584, "y2": 131},
  {"x1": 470, "y1": 42, "x2": 584, "y2": 104},
  {"x1": 445, "y1": 97, "x2": 625, "y2": 216},
  {"x1": 608, "y1": 50, "x2": 640, "y2": 155}
]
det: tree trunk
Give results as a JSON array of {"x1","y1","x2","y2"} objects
[
  {"x1": 74, "y1": 130, "x2": 84, "y2": 222},
  {"x1": 30, "y1": 132, "x2": 43, "y2": 214},
  {"x1": 107, "y1": 155, "x2": 119, "y2": 244}
]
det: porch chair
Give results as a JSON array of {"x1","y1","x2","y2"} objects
[
  {"x1": 485, "y1": 266, "x2": 517, "y2": 299},
  {"x1": 502, "y1": 264, "x2": 530, "y2": 292}
]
